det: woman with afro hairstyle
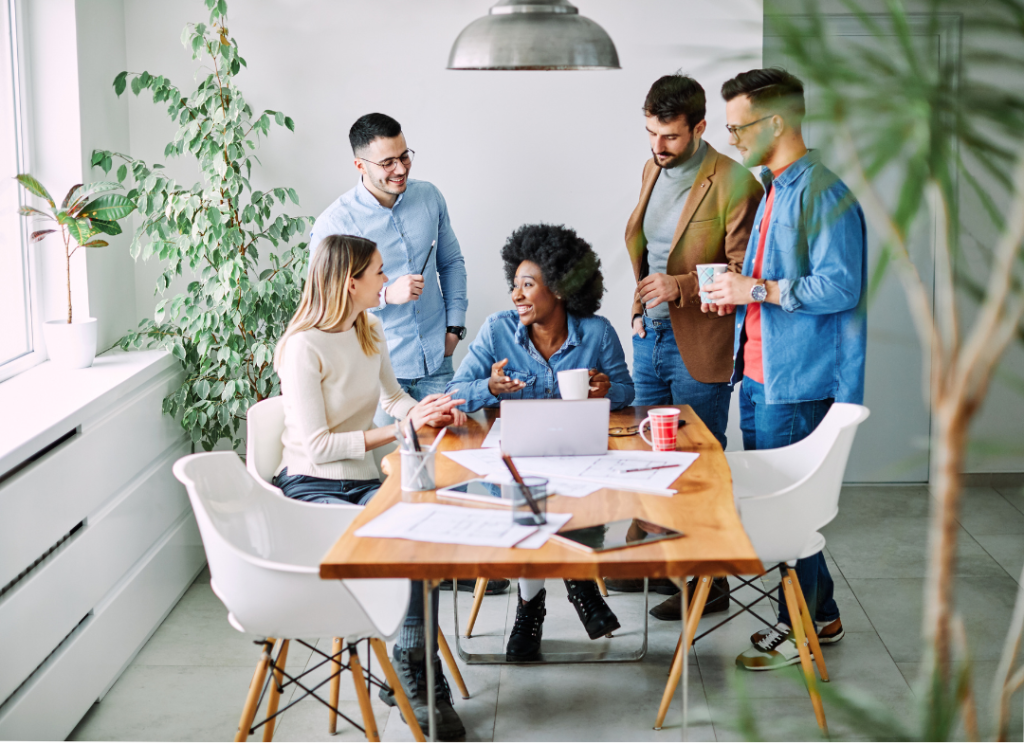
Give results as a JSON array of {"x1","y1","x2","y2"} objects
[{"x1": 446, "y1": 223, "x2": 634, "y2": 662}]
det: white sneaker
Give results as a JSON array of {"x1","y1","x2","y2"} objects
[{"x1": 736, "y1": 626, "x2": 805, "y2": 671}]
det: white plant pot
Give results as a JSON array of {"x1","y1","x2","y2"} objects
[{"x1": 43, "y1": 317, "x2": 98, "y2": 369}]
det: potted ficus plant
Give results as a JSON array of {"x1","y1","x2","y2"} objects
[{"x1": 16, "y1": 174, "x2": 135, "y2": 368}]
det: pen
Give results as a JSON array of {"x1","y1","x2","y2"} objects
[
  {"x1": 408, "y1": 419, "x2": 422, "y2": 452},
  {"x1": 614, "y1": 463, "x2": 680, "y2": 474},
  {"x1": 419, "y1": 240, "x2": 436, "y2": 276},
  {"x1": 500, "y1": 452, "x2": 544, "y2": 522}
]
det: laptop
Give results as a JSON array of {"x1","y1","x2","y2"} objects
[{"x1": 499, "y1": 399, "x2": 610, "y2": 457}]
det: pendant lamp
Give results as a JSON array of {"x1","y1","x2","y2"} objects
[{"x1": 447, "y1": 0, "x2": 620, "y2": 71}]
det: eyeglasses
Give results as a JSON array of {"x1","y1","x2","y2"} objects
[
  {"x1": 725, "y1": 116, "x2": 772, "y2": 136},
  {"x1": 359, "y1": 149, "x2": 415, "y2": 172}
]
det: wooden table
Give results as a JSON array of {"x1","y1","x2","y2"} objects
[
  {"x1": 321, "y1": 406, "x2": 761, "y2": 581},
  {"x1": 321, "y1": 406, "x2": 762, "y2": 740}
]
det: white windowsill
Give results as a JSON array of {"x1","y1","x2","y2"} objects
[{"x1": 0, "y1": 349, "x2": 179, "y2": 476}]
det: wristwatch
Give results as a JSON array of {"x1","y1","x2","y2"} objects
[
  {"x1": 446, "y1": 326, "x2": 467, "y2": 340},
  {"x1": 750, "y1": 279, "x2": 768, "y2": 303}
]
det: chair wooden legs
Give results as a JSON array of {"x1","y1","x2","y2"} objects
[
  {"x1": 328, "y1": 638, "x2": 342, "y2": 735},
  {"x1": 346, "y1": 640, "x2": 380, "y2": 742},
  {"x1": 235, "y1": 638, "x2": 276, "y2": 742},
  {"x1": 596, "y1": 577, "x2": 609, "y2": 597},
  {"x1": 782, "y1": 574, "x2": 828, "y2": 735},
  {"x1": 654, "y1": 576, "x2": 713, "y2": 730},
  {"x1": 261, "y1": 639, "x2": 289, "y2": 742},
  {"x1": 787, "y1": 567, "x2": 829, "y2": 682},
  {"x1": 369, "y1": 638, "x2": 425, "y2": 742},
  {"x1": 437, "y1": 628, "x2": 470, "y2": 699},
  {"x1": 464, "y1": 577, "x2": 488, "y2": 637}
]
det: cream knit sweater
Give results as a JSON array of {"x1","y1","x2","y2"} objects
[{"x1": 276, "y1": 318, "x2": 416, "y2": 481}]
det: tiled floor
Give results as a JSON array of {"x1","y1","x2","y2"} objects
[{"x1": 69, "y1": 484, "x2": 1024, "y2": 742}]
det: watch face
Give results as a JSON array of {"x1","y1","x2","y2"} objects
[{"x1": 751, "y1": 284, "x2": 768, "y2": 302}]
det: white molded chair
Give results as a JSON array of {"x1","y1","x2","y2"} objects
[
  {"x1": 654, "y1": 403, "x2": 870, "y2": 734},
  {"x1": 175, "y1": 451, "x2": 423, "y2": 742},
  {"x1": 244, "y1": 398, "x2": 469, "y2": 696}
]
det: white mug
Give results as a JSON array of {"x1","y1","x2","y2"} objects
[{"x1": 557, "y1": 368, "x2": 591, "y2": 400}]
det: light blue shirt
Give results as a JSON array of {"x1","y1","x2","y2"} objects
[
  {"x1": 309, "y1": 178, "x2": 468, "y2": 379},
  {"x1": 732, "y1": 150, "x2": 867, "y2": 404},
  {"x1": 447, "y1": 310, "x2": 635, "y2": 412}
]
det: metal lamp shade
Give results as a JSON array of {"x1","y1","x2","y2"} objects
[{"x1": 447, "y1": 1, "x2": 620, "y2": 71}]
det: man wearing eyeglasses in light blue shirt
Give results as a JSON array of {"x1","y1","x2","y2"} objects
[{"x1": 309, "y1": 113, "x2": 469, "y2": 411}]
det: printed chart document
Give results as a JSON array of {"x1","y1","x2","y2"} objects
[
  {"x1": 515, "y1": 512, "x2": 574, "y2": 550},
  {"x1": 442, "y1": 449, "x2": 699, "y2": 496},
  {"x1": 355, "y1": 502, "x2": 557, "y2": 548}
]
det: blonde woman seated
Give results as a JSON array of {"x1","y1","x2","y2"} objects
[{"x1": 273, "y1": 234, "x2": 467, "y2": 740}]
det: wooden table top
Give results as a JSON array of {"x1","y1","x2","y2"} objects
[{"x1": 320, "y1": 406, "x2": 763, "y2": 581}]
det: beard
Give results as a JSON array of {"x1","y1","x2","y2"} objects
[{"x1": 653, "y1": 137, "x2": 699, "y2": 170}]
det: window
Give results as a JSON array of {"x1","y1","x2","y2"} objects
[{"x1": 0, "y1": 0, "x2": 35, "y2": 382}]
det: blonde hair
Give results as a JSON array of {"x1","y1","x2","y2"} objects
[{"x1": 274, "y1": 234, "x2": 382, "y2": 368}]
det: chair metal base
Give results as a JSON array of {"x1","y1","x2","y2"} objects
[{"x1": 451, "y1": 578, "x2": 650, "y2": 665}]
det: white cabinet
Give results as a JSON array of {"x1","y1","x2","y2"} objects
[{"x1": 0, "y1": 351, "x2": 206, "y2": 740}]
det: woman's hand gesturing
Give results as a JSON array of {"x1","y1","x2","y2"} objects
[
  {"x1": 487, "y1": 358, "x2": 527, "y2": 397},
  {"x1": 409, "y1": 392, "x2": 467, "y2": 429},
  {"x1": 588, "y1": 369, "x2": 611, "y2": 399}
]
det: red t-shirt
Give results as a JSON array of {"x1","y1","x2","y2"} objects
[{"x1": 743, "y1": 165, "x2": 790, "y2": 384}]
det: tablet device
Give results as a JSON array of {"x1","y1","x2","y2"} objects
[
  {"x1": 551, "y1": 518, "x2": 683, "y2": 553},
  {"x1": 436, "y1": 478, "x2": 506, "y2": 505}
]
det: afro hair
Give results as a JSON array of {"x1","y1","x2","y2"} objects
[{"x1": 500, "y1": 224, "x2": 604, "y2": 318}]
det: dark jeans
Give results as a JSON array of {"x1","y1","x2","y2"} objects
[
  {"x1": 632, "y1": 316, "x2": 732, "y2": 449},
  {"x1": 739, "y1": 376, "x2": 840, "y2": 627},
  {"x1": 273, "y1": 468, "x2": 380, "y2": 506},
  {"x1": 402, "y1": 582, "x2": 440, "y2": 656}
]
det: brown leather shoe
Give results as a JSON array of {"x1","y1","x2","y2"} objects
[{"x1": 650, "y1": 578, "x2": 730, "y2": 621}]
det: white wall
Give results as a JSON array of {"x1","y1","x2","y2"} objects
[{"x1": 120, "y1": 0, "x2": 762, "y2": 368}]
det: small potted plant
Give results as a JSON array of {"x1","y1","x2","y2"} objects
[{"x1": 17, "y1": 174, "x2": 135, "y2": 368}]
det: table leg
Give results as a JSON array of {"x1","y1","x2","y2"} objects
[
  {"x1": 424, "y1": 579, "x2": 438, "y2": 743},
  {"x1": 678, "y1": 577, "x2": 688, "y2": 742}
]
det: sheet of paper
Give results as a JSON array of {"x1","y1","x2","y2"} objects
[
  {"x1": 442, "y1": 448, "x2": 699, "y2": 496},
  {"x1": 514, "y1": 451, "x2": 699, "y2": 494},
  {"x1": 355, "y1": 502, "x2": 538, "y2": 547},
  {"x1": 514, "y1": 512, "x2": 574, "y2": 550},
  {"x1": 480, "y1": 418, "x2": 501, "y2": 449},
  {"x1": 481, "y1": 472, "x2": 600, "y2": 498}
]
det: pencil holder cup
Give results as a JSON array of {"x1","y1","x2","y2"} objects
[
  {"x1": 400, "y1": 449, "x2": 436, "y2": 497},
  {"x1": 503, "y1": 476, "x2": 548, "y2": 526}
]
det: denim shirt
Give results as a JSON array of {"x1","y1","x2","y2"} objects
[
  {"x1": 732, "y1": 150, "x2": 868, "y2": 404},
  {"x1": 309, "y1": 178, "x2": 468, "y2": 380},
  {"x1": 447, "y1": 310, "x2": 635, "y2": 412}
]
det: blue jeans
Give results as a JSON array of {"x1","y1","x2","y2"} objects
[
  {"x1": 272, "y1": 468, "x2": 380, "y2": 506},
  {"x1": 632, "y1": 316, "x2": 732, "y2": 449},
  {"x1": 375, "y1": 355, "x2": 455, "y2": 426},
  {"x1": 739, "y1": 376, "x2": 839, "y2": 626}
]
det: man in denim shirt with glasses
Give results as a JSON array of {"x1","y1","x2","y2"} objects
[
  {"x1": 707, "y1": 68, "x2": 867, "y2": 672},
  {"x1": 309, "y1": 113, "x2": 468, "y2": 413}
]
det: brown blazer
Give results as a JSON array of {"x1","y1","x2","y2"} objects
[{"x1": 625, "y1": 142, "x2": 762, "y2": 384}]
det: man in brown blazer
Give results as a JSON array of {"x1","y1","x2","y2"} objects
[
  {"x1": 608, "y1": 75, "x2": 761, "y2": 618},
  {"x1": 627, "y1": 74, "x2": 761, "y2": 446}
]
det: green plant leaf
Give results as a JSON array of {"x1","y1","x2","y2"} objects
[
  {"x1": 113, "y1": 71, "x2": 128, "y2": 96},
  {"x1": 15, "y1": 174, "x2": 55, "y2": 207},
  {"x1": 91, "y1": 218, "x2": 123, "y2": 236},
  {"x1": 77, "y1": 193, "x2": 136, "y2": 221},
  {"x1": 66, "y1": 218, "x2": 99, "y2": 245},
  {"x1": 18, "y1": 205, "x2": 50, "y2": 218},
  {"x1": 80, "y1": 239, "x2": 110, "y2": 247},
  {"x1": 61, "y1": 183, "x2": 83, "y2": 209}
]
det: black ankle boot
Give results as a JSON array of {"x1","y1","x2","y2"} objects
[
  {"x1": 506, "y1": 587, "x2": 546, "y2": 662},
  {"x1": 564, "y1": 579, "x2": 621, "y2": 639}
]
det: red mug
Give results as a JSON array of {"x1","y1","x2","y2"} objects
[{"x1": 639, "y1": 408, "x2": 680, "y2": 452}]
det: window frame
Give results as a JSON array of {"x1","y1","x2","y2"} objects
[{"x1": 0, "y1": 0, "x2": 44, "y2": 384}]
